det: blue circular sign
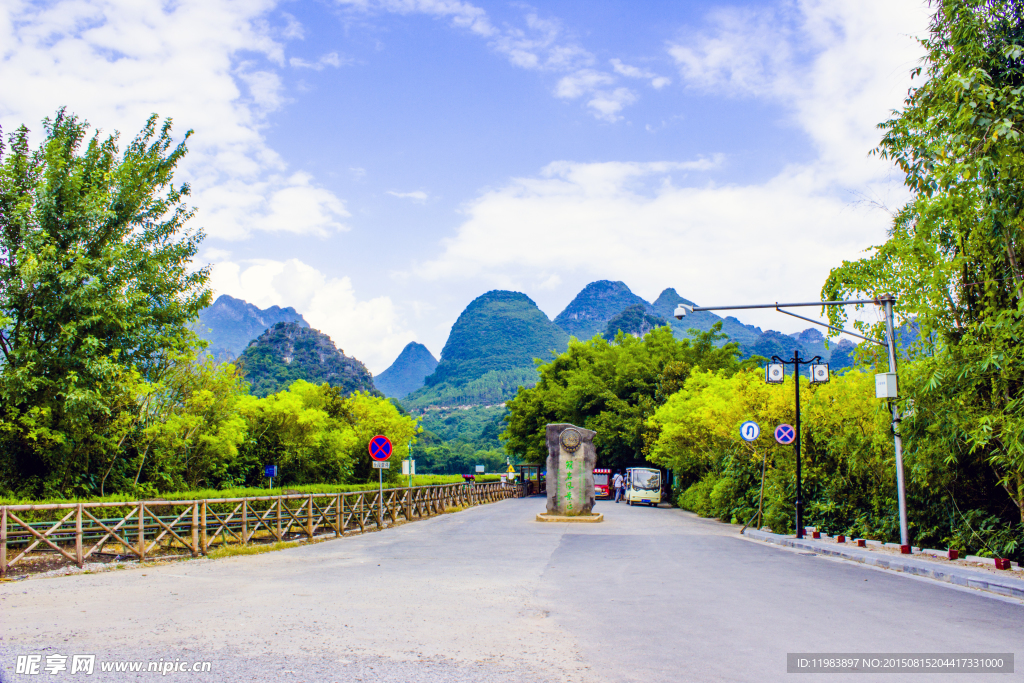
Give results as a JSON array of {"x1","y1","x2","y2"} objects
[
  {"x1": 774, "y1": 424, "x2": 796, "y2": 445},
  {"x1": 368, "y1": 435, "x2": 393, "y2": 461},
  {"x1": 739, "y1": 421, "x2": 760, "y2": 441}
]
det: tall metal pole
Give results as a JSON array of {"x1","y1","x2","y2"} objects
[
  {"x1": 684, "y1": 296, "x2": 907, "y2": 545},
  {"x1": 880, "y1": 294, "x2": 910, "y2": 549},
  {"x1": 793, "y1": 348, "x2": 803, "y2": 539}
]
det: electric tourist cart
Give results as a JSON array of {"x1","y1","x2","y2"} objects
[{"x1": 625, "y1": 467, "x2": 661, "y2": 506}]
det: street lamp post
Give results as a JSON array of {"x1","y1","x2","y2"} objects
[
  {"x1": 768, "y1": 349, "x2": 823, "y2": 538},
  {"x1": 675, "y1": 296, "x2": 911, "y2": 550}
]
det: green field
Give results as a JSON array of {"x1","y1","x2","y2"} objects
[{"x1": 0, "y1": 474, "x2": 504, "y2": 506}]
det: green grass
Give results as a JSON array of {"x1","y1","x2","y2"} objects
[
  {"x1": 207, "y1": 541, "x2": 301, "y2": 559},
  {"x1": 0, "y1": 474, "x2": 470, "y2": 506}
]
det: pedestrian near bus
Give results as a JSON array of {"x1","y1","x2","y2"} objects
[{"x1": 613, "y1": 471, "x2": 624, "y2": 503}]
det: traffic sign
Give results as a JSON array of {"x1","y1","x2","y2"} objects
[
  {"x1": 368, "y1": 435, "x2": 393, "y2": 461},
  {"x1": 775, "y1": 424, "x2": 796, "y2": 445},
  {"x1": 739, "y1": 421, "x2": 760, "y2": 441},
  {"x1": 265, "y1": 465, "x2": 278, "y2": 478},
  {"x1": 372, "y1": 461, "x2": 391, "y2": 469}
]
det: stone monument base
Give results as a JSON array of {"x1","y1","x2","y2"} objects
[{"x1": 535, "y1": 512, "x2": 604, "y2": 523}]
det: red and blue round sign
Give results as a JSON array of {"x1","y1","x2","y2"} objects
[
  {"x1": 774, "y1": 424, "x2": 796, "y2": 445},
  {"x1": 368, "y1": 435, "x2": 393, "y2": 461}
]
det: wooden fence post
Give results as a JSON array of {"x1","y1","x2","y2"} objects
[
  {"x1": 357, "y1": 493, "x2": 365, "y2": 533},
  {"x1": 1, "y1": 507, "x2": 7, "y2": 578},
  {"x1": 191, "y1": 503, "x2": 199, "y2": 557},
  {"x1": 75, "y1": 504, "x2": 83, "y2": 568},
  {"x1": 335, "y1": 494, "x2": 342, "y2": 537},
  {"x1": 306, "y1": 495, "x2": 314, "y2": 540},
  {"x1": 201, "y1": 501, "x2": 208, "y2": 555},
  {"x1": 241, "y1": 500, "x2": 248, "y2": 545},
  {"x1": 138, "y1": 502, "x2": 146, "y2": 561},
  {"x1": 275, "y1": 497, "x2": 282, "y2": 542}
]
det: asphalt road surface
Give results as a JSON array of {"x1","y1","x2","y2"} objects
[{"x1": 2, "y1": 497, "x2": 1021, "y2": 682}]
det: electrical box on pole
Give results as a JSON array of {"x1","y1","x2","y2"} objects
[{"x1": 875, "y1": 372, "x2": 898, "y2": 399}]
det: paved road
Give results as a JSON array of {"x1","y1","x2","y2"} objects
[{"x1": 2, "y1": 497, "x2": 1021, "y2": 682}]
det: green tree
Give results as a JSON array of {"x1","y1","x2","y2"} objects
[
  {"x1": 134, "y1": 352, "x2": 248, "y2": 492},
  {"x1": 649, "y1": 369, "x2": 904, "y2": 535},
  {"x1": 236, "y1": 382, "x2": 420, "y2": 488},
  {"x1": 503, "y1": 324, "x2": 752, "y2": 468},
  {"x1": 823, "y1": 0, "x2": 1024, "y2": 523},
  {"x1": 0, "y1": 109, "x2": 209, "y2": 497},
  {"x1": 236, "y1": 381, "x2": 360, "y2": 487},
  {"x1": 344, "y1": 391, "x2": 420, "y2": 484}
]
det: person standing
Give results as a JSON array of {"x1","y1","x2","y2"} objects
[{"x1": 613, "y1": 471, "x2": 624, "y2": 503}]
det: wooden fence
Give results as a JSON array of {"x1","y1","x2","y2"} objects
[{"x1": 0, "y1": 481, "x2": 527, "y2": 577}]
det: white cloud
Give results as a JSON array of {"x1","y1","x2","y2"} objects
[
  {"x1": 586, "y1": 88, "x2": 638, "y2": 122},
  {"x1": 290, "y1": 52, "x2": 350, "y2": 70},
  {"x1": 669, "y1": 6, "x2": 791, "y2": 96},
  {"x1": 489, "y1": 12, "x2": 593, "y2": 72},
  {"x1": 209, "y1": 258, "x2": 414, "y2": 373},
  {"x1": 668, "y1": 0, "x2": 926, "y2": 183},
  {"x1": 236, "y1": 67, "x2": 288, "y2": 113},
  {"x1": 198, "y1": 172, "x2": 350, "y2": 240},
  {"x1": 418, "y1": 0, "x2": 929, "y2": 332},
  {"x1": 337, "y1": 0, "x2": 651, "y2": 121},
  {"x1": 610, "y1": 58, "x2": 670, "y2": 89},
  {"x1": 0, "y1": 0, "x2": 349, "y2": 240},
  {"x1": 387, "y1": 190, "x2": 430, "y2": 202},
  {"x1": 555, "y1": 70, "x2": 615, "y2": 99},
  {"x1": 555, "y1": 70, "x2": 639, "y2": 121},
  {"x1": 281, "y1": 12, "x2": 305, "y2": 40},
  {"x1": 203, "y1": 247, "x2": 233, "y2": 261},
  {"x1": 337, "y1": 0, "x2": 494, "y2": 37}
]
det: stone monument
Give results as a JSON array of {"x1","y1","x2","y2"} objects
[{"x1": 537, "y1": 423, "x2": 602, "y2": 522}]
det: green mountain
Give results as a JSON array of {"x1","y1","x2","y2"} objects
[
  {"x1": 374, "y1": 342, "x2": 438, "y2": 399},
  {"x1": 239, "y1": 322, "x2": 377, "y2": 397},
  {"x1": 195, "y1": 294, "x2": 308, "y2": 360},
  {"x1": 652, "y1": 288, "x2": 857, "y2": 369},
  {"x1": 652, "y1": 288, "x2": 763, "y2": 348},
  {"x1": 554, "y1": 280, "x2": 653, "y2": 340},
  {"x1": 603, "y1": 304, "x2": 668, "y2": 340},
  {"x1": 405, "y1": 290, "x2": 569, "y2": 408}
]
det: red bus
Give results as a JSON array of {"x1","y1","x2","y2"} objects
[{"x1": 594, "y1": 468, "x2": 612, "y2": 499}]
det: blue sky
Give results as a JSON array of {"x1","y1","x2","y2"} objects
[{"x1": 2, "y1": 0, "x2": 930, "y2": 371}]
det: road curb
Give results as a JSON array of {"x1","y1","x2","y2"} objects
[
  {"x1": 535, "y1": 512, "x2": 604, "y2": 523},
  {"x1": 741, "y1": 529, "x2": 1024, "y2": 600}
]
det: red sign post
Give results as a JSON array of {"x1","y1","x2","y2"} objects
[{"x1": 368, "y1": 435, "x2": 393, "y2": 521}]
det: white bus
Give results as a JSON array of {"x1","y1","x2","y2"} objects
[{"x1": 625, "y1": 467, "x2": 662, "y2": 507}]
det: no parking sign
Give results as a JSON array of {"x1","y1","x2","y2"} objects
[
  {"x1": 368, "y1": 435, "x2": 393, "y2": 461},
  {"x1": 775, "y1": 424, "x2": 796, "y2": 445}
]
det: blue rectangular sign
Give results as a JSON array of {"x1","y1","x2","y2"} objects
[{"x1": 265, "y1": 465, "x2": 278, "y2": 478}]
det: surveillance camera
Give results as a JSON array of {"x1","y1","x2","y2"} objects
[{"x1": 673, "y1": 304, "x2": 692, "y2": 320}]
